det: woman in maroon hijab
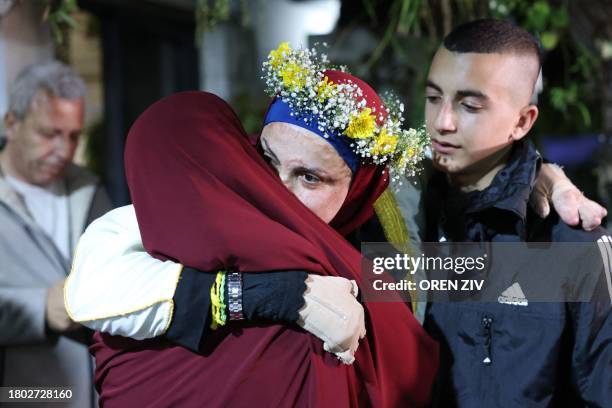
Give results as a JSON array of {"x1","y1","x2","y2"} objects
[{"x1": 91, "y1": 48, "x2": 438, "y2": 405}]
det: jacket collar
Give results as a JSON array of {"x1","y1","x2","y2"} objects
[
  {"x1": 0, "y1": 164, "x2": 33, "y2": 224},
  {"x1": 429, "y1": 139, "x2": 541, "y2": 237},
  {"x1": 466, "y1": 139, "x2": 540, "y2": 218},
  {"x1": 0, "y1": 162, "x2": 99, "y2": 250}
]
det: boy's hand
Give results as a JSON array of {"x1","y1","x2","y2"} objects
[{"x1": 531, "y1": 163, "x2": 607, "y2": 231}]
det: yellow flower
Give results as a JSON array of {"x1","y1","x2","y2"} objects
[
  {"x1": 344, "y1": 108, "x2": 376, "y2": 139},
  {"x1": 269, "y1": 42, "x2": 291, "y2": 68},
  {"x1": 398, "y1": 146, "x2": 419, "y2": 170},
  {"x1": 371, "y1": 128, "x2": 398, "y2": 155},
  {"x1": 280, "y1": 62, "x2": 308, "y2": 89},
  {"x1": 316, "y1": 76, "x2": 336, "y2": 102}
]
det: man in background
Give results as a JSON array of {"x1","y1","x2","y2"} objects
[{"x1": 0, "y1": 61, "x2": 111, "y2": 407}]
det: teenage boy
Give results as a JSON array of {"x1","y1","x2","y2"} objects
[{"x1": 423, "y1": 19, "x2": 611, "y2": 407}]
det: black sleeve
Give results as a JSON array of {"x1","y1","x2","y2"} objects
[
  {"x1": 165, "y1": 267, "x2": 216, "y2": 351},
  {"x1": 167, "y1": 268, "x2": 308, "y2": 352},
  {"x1": 241, "y1": 271, "x2": 308, "y2": 323}
]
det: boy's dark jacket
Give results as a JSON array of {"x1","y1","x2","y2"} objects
[{"x1": 424, "y1": 139, "x2": 612, "y2": 407}]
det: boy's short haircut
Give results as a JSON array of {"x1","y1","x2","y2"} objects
[{"x1": 443, "y1": 18, "x2": 542, "y2": 69}]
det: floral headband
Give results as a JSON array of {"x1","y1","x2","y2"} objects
[{"x1": 261, "y1": 42, "x2": 429, "y2": 183}]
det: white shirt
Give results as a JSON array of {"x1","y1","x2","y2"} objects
[
  {"x1": 5, "y1": 175, "x2": 71, "y2": 260},
  {"x1": 65, "y1": 205, "x2": 182, "y2": 339}
]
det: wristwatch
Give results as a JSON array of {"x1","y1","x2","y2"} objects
[{"x1": 227, "y1": 271, "x2": 245, "y2": 321}]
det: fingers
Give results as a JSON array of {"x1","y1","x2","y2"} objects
[
  {"x1": 349, "y1": 280, "x2": 359, "y2": 298},
  {"x1": 310, "y1": 275, "x2": 353, "y2": 292},
  {"x1": 307, "y1": 275, "x2": 361, "y2": 298},
  {"x1": 550, "y1": 185, "x2": 607, "y2": 230},
  {"x1": 324, "y1": 339, "x2": 357, "y2": 364},
  {"x1": 334, "y1": 337, "x2": 360, "y2": 365},
  {"x1": 529, "y1": 191, "x2": 550, "y2": 219},
  {"x1": 356, "y1": 304, "x2": 366, "y2": 339},
  {"x1": 334, "y1": 349, "x2": 356, "y2": 365},
  {"x1": 323, "y1": 341, "x2": 340, "y2": 354},
  {"x1": 578, "y1": 198, "x2": 607, "y2": 231},
  {"x1": 552, "y1": 187, "x2": 581, "y2": 226}
]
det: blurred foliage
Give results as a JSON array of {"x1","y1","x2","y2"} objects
[
  {"x1": 195, "y1": 0, "x2": 251, "y2": 44},
  {"x1": 195, "y1": 0, "x2": 230, "y2": 43},
  {"x1": 44, "y1": 0, "x2": 79, "y2": 45},
  {"x1": 47, "y1": 0, "x2": 606, "y2": 143},
  {"x1": 43, "y1": 0, "x2": 608, "y2": 137},
  {"x1": 44, "y1": 0, "x2": 608, "y2": 136},
  {"x1": 489, "y1": 0, "x2": 603, "y2": 134},
  {"x1": 335, "y1": 0, "x2": 607, "y2": 137},
  {"x1": 44, "y1": 0, "x2": 80, "y2": 63},
  {"x1": 192, "y1": 0, "x2": 609, "y2": 138},
  {"x1": 230, "y1": 93, "x2": 270, "y2": 135}
]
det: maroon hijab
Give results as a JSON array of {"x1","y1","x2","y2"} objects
[{"x1": 92, "y1": 91, "x2": 438, "y2": 407}]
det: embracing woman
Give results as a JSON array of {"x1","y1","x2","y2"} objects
[
  {"x1": 67, "y1": 45, "x2": 438, "y2": 407},
  {"x1": 65, "y1": 43, "x2": 602, "y2": 407}
]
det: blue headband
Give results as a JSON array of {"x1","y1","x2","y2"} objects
[{"x1": 263, "y1": 98, "x2": 360, "y2": 173}]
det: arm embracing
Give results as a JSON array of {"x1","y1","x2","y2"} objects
[
  {"x1": 64, "y1": 205, "x2": 366, "y2": 362},
  {"x1": 532, "y1": 163, "x2": 607, "y2": 230},
  {"x1": 63, "y1": 205, "x2": 306, "y2": 349},
  {"x1": 65, "y1": 205, "x2": 183, "y2": 339}
]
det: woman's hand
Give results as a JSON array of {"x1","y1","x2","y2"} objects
[
  {"x1": 297, "y1": 274, "x2": 366, "y2": 364},
  {"x1": 531, "y1": 163, "x2": 607, "y2": 231}
]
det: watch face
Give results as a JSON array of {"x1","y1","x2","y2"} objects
[{"x1": 227, "y1": 273, "x2": 244, "y2": 320}]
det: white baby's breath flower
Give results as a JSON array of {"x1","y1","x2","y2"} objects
[{"x1": 262, "y1": 42, "x2": 430, "y2": 181}]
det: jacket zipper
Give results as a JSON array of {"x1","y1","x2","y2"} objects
[{"x1": 482, "y1": 315, "x2": 493, "y2": 365}]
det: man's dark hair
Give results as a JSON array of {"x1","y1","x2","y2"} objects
[{"x1": 443, "y1": 19, "x2": 542, "y2": 68}]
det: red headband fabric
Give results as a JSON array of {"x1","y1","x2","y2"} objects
[
  {"x1": 321, "y1": 70, "x2": 390, "y2": 235},
  {"x1": 92, "y1": 91, "x2": 437, "y2": 407}
]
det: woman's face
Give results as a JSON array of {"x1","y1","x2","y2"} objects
[{"x1": 260, "y1": 122, "x2": 352, "y2": 223}]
